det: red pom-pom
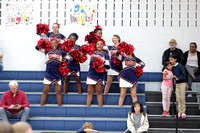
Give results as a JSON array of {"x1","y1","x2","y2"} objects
[
  {"x1": 62, "y1": 40, "x2": 75, "y2": 52},
  {"x1": 113, "y1": 56, "x2": 122, "y2": 66},
  {"x1": 58, "y1": 61, "x2": 69, "y2": 76},
  {"x1": 72, "y1": 49, "x2": 81, "y2": 62},
  {"x1": 80, "y1": 44, "x2": 96, "y2": 55},
  {"x1": 101, "y1": 39, "x2": 106, "y2": 46},
  {"x1": 117, "y1": 41, "x2": 135, "y2": 55},
  {"x1": 37, "y1": 39, "x2": 51, "y2": 51},
  {"x1": 85, "y1": 31, "x2": 101, "y2": 44},
  {"x1": 95, "y1": 25, "x2": 102, "y2": 30},
  {"x1": 78, "y1": 54, "x2": 87, "y2": 63},
  {"x1": 135, "y1": 66, "x2": 143, "y2": 77},
  {"x1": 72, "y1": 50, "x2": 87, "y2": 64},
  {"x1": 57, "y1": 43, "x2": 62, "y2": 49},
  {"x1": 92, "y1": 58, "x2": 106, "y2": 73},
  {"x1": 36, "y1": 24, "x2": 49, "y2": 34}
]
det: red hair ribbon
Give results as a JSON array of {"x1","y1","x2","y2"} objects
[{"x1": 95, "y1": 25, "x2": 102, "y2": 30}]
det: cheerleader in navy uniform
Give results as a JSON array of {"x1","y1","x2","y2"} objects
[
  {"x1": 86, "y1": 40, "x2": 110, "y2": 107},
  {"x1": 104, "y1": 35, "x2": 122, "y2": 94},
  {"x1": 38, "y1": 23, "x2": 66, "y2": 42},
  {"x1": 36, "y1": 38, "x2": 68, "y2": 106},
  {"x1": 63, "y1": 33, "x2": 83, "y2": 94},
  {"x1": 117, "y1": 52, "x2": 145, "y2": 107}
]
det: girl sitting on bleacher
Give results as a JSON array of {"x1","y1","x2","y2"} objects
[{"x1": 124, "y1": 101, "x2": 149, "y2": 133}]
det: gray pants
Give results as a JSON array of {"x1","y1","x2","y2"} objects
[
  {"x1": 0, "y1": 107, "x2": 30, "y2": 122},
  {"x1": 185, "y1": 65, "x2": 198, "y2": 86}
]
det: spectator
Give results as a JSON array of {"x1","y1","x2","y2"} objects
[
  {"x1": 0, "y1": 48, "x2": 3, "y2": 71},
  {"x1": 169, "y1": 54, "x2": 187, "y2": 118},
  {"x1": 0, "y1": 121, "x2": 15, "y2": 133},
  {"x1": 183, "y1": 42, "x2": 200, "y2": 91},
  {"x1": 76, "y1": 122, "x2": 99, "y2": 133},
  {"x1": 162, "y1": 39, "x2": 184, "y2": 67},
  {"x1": 0, "y1": 80, "x2": 30, "y2": 122},
  {"x1": 124, "y1": 101, "x2": 149, "y2": 133},
  {"x1": 12, "y1": 122, "x2": 32, "y2": 133},
  {"x1": 161, "y1": 61, "x2": 173, "y2": 116}
]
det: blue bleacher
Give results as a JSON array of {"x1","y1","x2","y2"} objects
[{"x1": 0, "y1": 71, "x2": 148, "y2": 132}]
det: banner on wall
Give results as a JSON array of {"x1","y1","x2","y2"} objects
[
  {"x1": 69, "y1": 3, "x2": 97, "y2": 26},
  {"x1": 5, "y1": 2, "x2": 34, "y2": 26}
]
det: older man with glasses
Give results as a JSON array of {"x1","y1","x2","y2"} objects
[
  {"x1": 0, "y1": 80, "x2": 30, "y2": 122},
  {"x1": 162, "y1": 39, "x2": 184, "y2": 67}
]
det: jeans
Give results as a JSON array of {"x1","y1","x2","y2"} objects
[
  {"x1": 0, "y1": 107, "x2": 30, "y2": 122},
  {"x1": 185, "y1": 65, "x2": 198, "y2": 86},
  {"x1": 0, "y1": 63, "x2": 3, "y2": 71}
]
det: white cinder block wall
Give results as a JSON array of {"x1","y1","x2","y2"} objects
[{"x1": 0, "y1": 0, "x2": 199, "y2": 72}]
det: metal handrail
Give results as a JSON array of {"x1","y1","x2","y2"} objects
[{"x1": 172, "y1": 77, "x2": 178, "y2": 133}]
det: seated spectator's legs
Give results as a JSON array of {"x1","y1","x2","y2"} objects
[
  {"x1": 0, "y1": 107, "x2": 9, "y2": 122},
  {"x1": 0, "y1": 63, "x2": 3, "y2": 71},
  {"x1": 14, "y1": 107, "x2": 30, "y2": 122},
  {"x1": 185, "y1": 65, "x2": 198, "y2": 89}
]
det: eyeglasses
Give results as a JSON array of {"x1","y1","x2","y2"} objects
[{"x1": 169, "y1": 42, "x2": 176, "y2": 44}]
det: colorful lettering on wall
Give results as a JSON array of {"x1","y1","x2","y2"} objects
[
  {"x1": 70, "y1": 3, "x2": 97, "y2": 26},
  {"x1": 5, "y1": 2, "x2": 34, "y2": 26}
]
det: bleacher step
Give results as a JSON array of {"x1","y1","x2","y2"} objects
[
  {"x1": 0, "y1": 81, "x2": 145, "y2": 93},
  {"x1": 0, "y1": 93, "x2": 146, "y2": 105}
]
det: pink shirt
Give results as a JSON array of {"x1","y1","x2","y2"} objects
[{"x1": 162, "y1": 69, "x2": 173, "y2": 86}]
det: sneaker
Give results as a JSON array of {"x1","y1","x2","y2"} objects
[
  {"x1": 162, "y1": 111, "x2": 167, "y2": 116},
  {"x1": 175, "y1": 113, "x2": 181, "y2": 118},
  {"x1": 187, "y1": 86, "x2": 192, "y2": 91},
  {"x1": 182, "y1": 113, "x2": 187, "y2": 118},
  {"x1": 166, "y1": 111, "x2": 170, "y2": 116},
  {"x1": 194, "y1": 78, "x2": 198, "y2": 82},
  {"x1": 187, "y1": 93, "x2": 193, "y2": 97}
]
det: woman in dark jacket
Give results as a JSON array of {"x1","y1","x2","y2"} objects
[{"x1": 183, "y1": 42, "x2": 200, "y2": 91}]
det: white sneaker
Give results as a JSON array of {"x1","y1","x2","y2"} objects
[{"x1": 187, "y1": 93, "x2": 192, "y2": 97}]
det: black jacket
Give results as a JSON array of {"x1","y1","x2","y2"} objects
[
  {"x1": 162, "y1": 48, "x2": 184, "y2": 66},
  {"x1": 183, "y1": 51, "x2": 200, "y2": 74}
]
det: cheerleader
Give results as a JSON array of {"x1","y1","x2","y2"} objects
[
  {"x1": 85, "y1": 25, "x2": 108, "y2": 51},
  {"x1": 63, "y1": 33, "x2": 82, "y2": 94},
  {"x1": 117, "y1": 52, "x2": 145, "y2": 107},
  {"x1": 36, "y1": 38, "x2": 68, "y2": 106},
  {"x1": 86, "y1": 40, "x2": 110, "y2": 107},
  {"x1": 104, "y1": 35, "x2": 122, "y2": 94},
  {"x1": 38, "y1": 23, "x2": 66, "y2": 42},
  {"x1": 94, "y1": 27, "x2": 102, "y2": 38}
]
